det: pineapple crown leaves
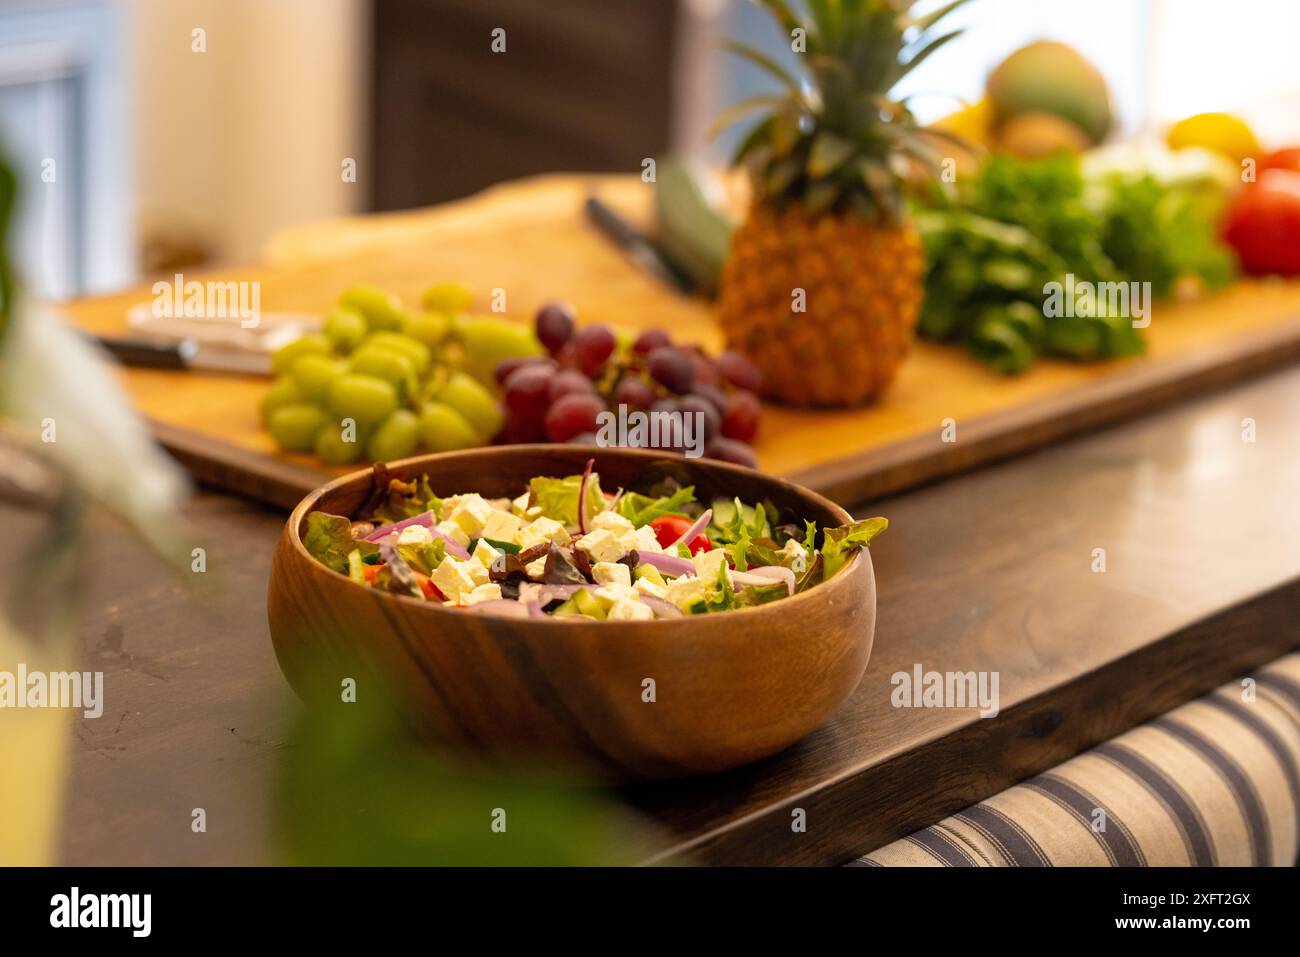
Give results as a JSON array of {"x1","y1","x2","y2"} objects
[{"x1": 718, "y1": 0, "x2": 969, "y2": 224}]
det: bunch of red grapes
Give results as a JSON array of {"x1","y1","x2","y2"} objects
[{"x1": 494, "y1": 302, "x2": 763, "y2": 467}]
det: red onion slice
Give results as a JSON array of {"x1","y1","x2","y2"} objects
[
  {"x1": 518, "y1": 582, "x2": 596, "y2": 606},
  {"x1": 639, "y1": 595, "x2": 683, "y2": 618},
  {"x1": 364, "y1": 509, "x2": 432, "y2": 541},
  {"x1": 364, "y1": 509, "x2": 470, "y2": 559},
  {"x1": 634, "y1": 551, "x2": 695, "y2": 577},
  {"x1": 463, "y1": 598, "x2": 532, "y2": 618},
  {"x1": 668, "y1": 508, "x2": 711, "y2": 550},
  {"x1": 576, "y1": 457, "x2": 595, "y2": 535},
  {"x1": 730, "y1": 565, "x2": 795, "y2": 595}
]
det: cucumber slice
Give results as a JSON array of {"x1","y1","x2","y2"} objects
[
  {"x1": 710, "y1": 497, "x2": 738, "y2": 530},
  {"x1": 572, "y1": 589, "x2": 607, "y2": 620},
  {"x1": 634, "y1": 564, "x2": 666, "y2": 586},
  {"x1": 655, "y1": 157, "x2": 734, "y2": 296},
  {"x1": 552, "y1": 598, "x2": 583, "y2": 618}
]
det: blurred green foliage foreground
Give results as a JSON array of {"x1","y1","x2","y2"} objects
[{"x1": 275, "y1": 680, "x2": 654, "y2": 866}]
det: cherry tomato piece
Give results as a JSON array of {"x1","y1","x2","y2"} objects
[
  {"x1": 648, "y1": 515, "x2": 712, "y2": 554},
  {"x1": 414, "y1": 571, "x2": 444, "y2": 601}
]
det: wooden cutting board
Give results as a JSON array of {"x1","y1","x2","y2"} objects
[{"x1": 63, "y1": 173, "x2": 1300, "y2": 510}]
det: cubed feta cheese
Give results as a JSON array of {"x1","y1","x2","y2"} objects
[
  {"x1": 472, "y1": 538, "x2": 501, "y2": 569},
  {"x1": 461, "y1": 583, "x2": 503, "y2": 606},
  {"x1": 665, "y1": 575, "x2": 706, "y2": 609},
  {"x1": 434, "y1": 519, "x2": 470, "y2": 550},
  {"x1": 593, "y1": 582, "x2": 638, "y2": 606},
  {"x1": 574, "y1": 528, "x2": 624, "y2": 564},
  {"x1": 524, "y1": 555, "x2": 547, "y2": 579},
  {"x1": 591, "y1": 510, "x2": 634, "y2": 535},
  {"x1": 692, "y1": 547, "x2": 727, "y2": 581},
  {"x1": 619, "y1": 524, "x2": 663, "y2": 554},
  {"x1": 511, "y1": 491, "x2": 532, "y2": 515},
  {"x1": 430, "y1": 557, "x2": 478, "y2": 602},
  {"x1": 480, "y1": 509, "x2": 522, "y2": 544},
  {"x1": 591, "y1": 561, "x2": 632, "y2": 587},
  {"x1": 439, "y1": 493, "x2": 484, "y2": 521},
  {"x1": 607, "y1": 597, "x2": 654, "y2": 621},
  {"x1": 516, "y1": 516, "x2": 570, "y2": 550},
  {"x1": 463, "y1": 560, "x2": 489, "y2": 589},
  {"x1": 780, "y1": 539, "x2": 808, "y2": 560},
  {"x1": 450, "y1": 497, "x2": 493, "y2": 538},
  {"x1": 780, "y1": 539, "x2": 810, "y2": 573},
  {"x1": 633, "y1": 577, "x2": 668, "y2": 600},
  {"x1": 396, "y1": 524, "x2": 433, "y2": 546}
]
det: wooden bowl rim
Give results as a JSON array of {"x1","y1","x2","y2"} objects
[{"x1": 281, "y1": 444, "x2": 867, "y2": 627}]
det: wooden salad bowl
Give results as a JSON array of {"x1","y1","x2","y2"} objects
[{"x1": 267, "y1": 446, "x2": 876, "y2": 780}]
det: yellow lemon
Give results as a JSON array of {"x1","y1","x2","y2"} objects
[
  {"x1": 1167, "y1": 112, "x2": 1260, "y2": 163},
  {"x1": 933, "y1": 96, "x2": 994, "y2": 147}
]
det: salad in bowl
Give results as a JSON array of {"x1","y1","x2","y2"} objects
[{"x1": 303, "y1": 458, "x2": 887, "y2": 621}]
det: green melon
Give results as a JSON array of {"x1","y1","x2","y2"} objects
[{"x1": 987, "y1": 41, "x2": 1112, "y2": 144}]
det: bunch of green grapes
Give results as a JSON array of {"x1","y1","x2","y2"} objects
[{"x1": 259, "y1": 283, "x2": 541, "y2": 465}]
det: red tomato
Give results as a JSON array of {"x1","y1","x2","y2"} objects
[
  {"x1": 648, "y1": 515, "x2": 712, "y2": 554},
  {"x1": 1260, "y1": 147, "x2": 1300, "y2": 175},
  {"x1": 1223, "y1": 169, "x2": 1300, "y2": 276},
  {"x1": 414, "y1": 572, "x2": 444, "y2": 601},
  {"x1": 363, "y1": 564, "x2": 380, "y2": 585}
]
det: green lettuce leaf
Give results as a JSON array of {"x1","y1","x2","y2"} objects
[
  {"x1": 702, "y1": 557, "x2": 786, "y2": 610},
  {"x1": 727, "y1": 527, "x2": 751, "y2": 572},
  {"x1": 305, "y1": 511, "x2": 376, "y2": 574},
  {"x1": 795, "y1": 552, "x2": 824, "y2": 593},
  {"x1": 734, "y1": 581, "x2": 789, "y2": 607},
  {"x1": 743, "y1": 537, "x2": 783, "y2": 568},
  {"x1": 529, "y1": 472, "x2": 606, "y2": 528},
  {"x1": 709, "y1": 496, "x2": 770, "y2": 544},
  {"x1": 801, "y1": 520, "x2": 818, "y2": 553},
  {"x1": 369, "y1": 474, "x2": 444, "y2": 526},
  {"x1": 616, "y1": 485, "x2": 696, "y2": 527},
  {"x1": 702, "y1": 560, "x2": 739, "y2": 613},
  {"x1": 397, "y1": 538, "x2": 446, "y2": 576},
  {"x1": 821, "y1": 517, "x2": 888, "y2": 579}
]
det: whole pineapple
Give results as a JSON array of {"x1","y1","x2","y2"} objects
[{"x1": 716, "y1": 0, "x2": 967, "y2": 406}]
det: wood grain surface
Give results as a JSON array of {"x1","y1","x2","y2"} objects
[
  {"x1": 61, "y1": 174, "x2": 1300, "y2": 509},
  {"x1": 59, "y1": 362, "x2": 1300, "y2": 865}
]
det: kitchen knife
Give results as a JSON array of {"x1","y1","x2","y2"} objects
[
  {"x1": 584, "y1": 195, "x2": 698, "y2": 296},
  {"x1": 94, "y1": 335, "x2": 273, "y2": 376}
]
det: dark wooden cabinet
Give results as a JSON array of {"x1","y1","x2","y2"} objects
[{"x1": 371, "y1": 0, "x2": 680, "y2": 211}]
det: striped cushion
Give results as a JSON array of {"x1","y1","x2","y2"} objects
[{"x1": 853, "y1": 653, "x2": 1300, "y2": 867}]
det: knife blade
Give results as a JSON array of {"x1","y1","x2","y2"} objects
[
  {"x1": 584, "y1": 195, "x2": 698, "y2": 296},
  {"x1": 94, "y1": 335, "x2": 273, "y2": 376}
]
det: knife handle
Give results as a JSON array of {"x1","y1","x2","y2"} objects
[
  {"x1": 584, "y1": 196, "x2": 697, "y2": 295},
  {"x1": 95, "y1": 336, "x2": 197, "y2": 370}
]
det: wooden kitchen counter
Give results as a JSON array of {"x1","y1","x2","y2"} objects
[{"x1": 58, "y1": 361, "x2": 1300, "y2": 865}]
